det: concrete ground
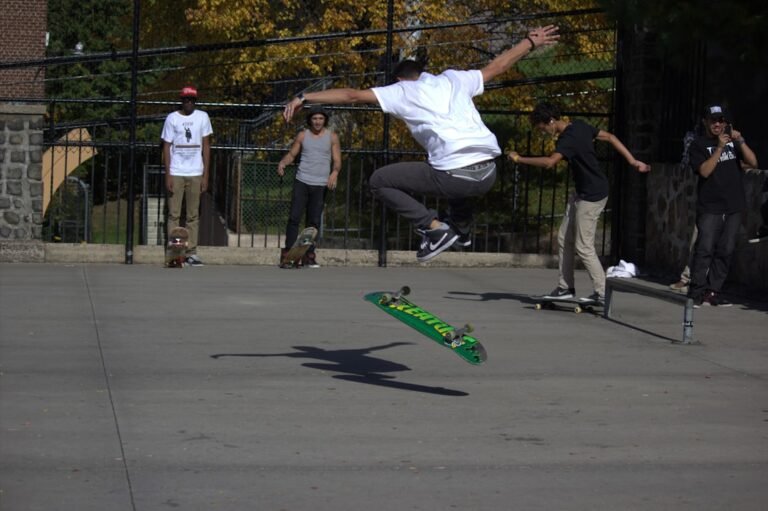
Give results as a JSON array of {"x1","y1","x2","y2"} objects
[{"x1": 1, "y1": 263, "x2": 767, "y2": 511}]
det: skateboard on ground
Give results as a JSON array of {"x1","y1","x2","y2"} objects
[
  {"x1": 165, "y1": 227, "x2": 189, "y2": 268},
  {"x1": 531, "y1": 295, "x2": 603, "y2": 314},
  {"x1": 364, "y1": 286, "x2": 487, "y2": 365},
  {"x1": 747, "y1": 235, "x2": 767, "y2": 244},
  {"x1": 280, "y1": 226, "x2": 317, "y2": 268}
]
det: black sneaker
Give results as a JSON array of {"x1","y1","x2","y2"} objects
[
  {"x1": 455, "y1": 230, "x2": 472, "y2": 247},
  {"x1": 443, "y1": 218, "x2": 472, "y2": 247},
  {"x1": 302, "y1": 251, "x2": 320, "y2": 268},
  {"x1": 416, "y1": 223, "x2": 459, "y2": 262},
  {"x1": 542, "y1": 287, "x2": 575, "y2": 300},
  {"x1": 708, "y1": 292, "x2": 732, "y2": 307},
  {"x1": 185, "y1": 254, "x2": 204, "y2": 266},
  {"x1": 579, "y1": 292, "x2": 604, "y2": 305},
  {"x1": 693, "y1": 290, "x2": 718, "y2": 308}
]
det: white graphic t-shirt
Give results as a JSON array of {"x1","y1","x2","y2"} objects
[{"x1": 161, "y1": 109, "x2": 213, "y2": 176}]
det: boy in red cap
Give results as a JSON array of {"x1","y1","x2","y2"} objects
[{"x1": 161, "y1": 86, "x2": 213, "y2": 266}]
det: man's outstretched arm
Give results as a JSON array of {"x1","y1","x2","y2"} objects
[
  {"x1": 481, "y1": 25, "x2": 559, "y2": 83},
  {"x1": 595, "y1": 130, "x2": 651, "y2": 173},
  {"x1": 283, "y1": 88, "x2": 378, "y2": 122}
]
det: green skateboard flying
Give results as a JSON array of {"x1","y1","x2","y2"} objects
[{"x1": 364, "y1": 286, "x2": 487, "y2": 365}]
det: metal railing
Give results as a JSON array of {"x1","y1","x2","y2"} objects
[{"x1": 40, "y1": 110, "x2": 617, "y2": 259}]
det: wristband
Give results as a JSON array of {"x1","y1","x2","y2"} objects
[
  {"x1": 525, "y1": 36, "x2": 536, "y2": 50},
  {"x1": 735, "y1": 137, "x2": 745, "y2": 146},
  {"x1": 297, "y1": 92, "x2": 306, "y2": 104}
]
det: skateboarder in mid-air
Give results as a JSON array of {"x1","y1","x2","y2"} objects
[{"x1": 283, "y1": 25, "x2": 560, "y2": 262}]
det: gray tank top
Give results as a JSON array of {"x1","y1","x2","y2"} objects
[{"x1": 296, "y1": 129, "x2": 332, "y2": 186}]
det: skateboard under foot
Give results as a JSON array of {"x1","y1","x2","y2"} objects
[{"x1": 531, "y1": 295, "x2": 603, "y2": 314}]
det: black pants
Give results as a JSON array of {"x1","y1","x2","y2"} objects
[
  {"x1": 688, "y1": 211, "x2": 742, "y2": 297},
  {"x1": 285, "y1": 180, "x2": 326, "y2": 249}
]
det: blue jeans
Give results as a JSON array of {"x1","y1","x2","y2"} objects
[{"x1": 688, "y1": 211, "x2": 742, "y2": 297}]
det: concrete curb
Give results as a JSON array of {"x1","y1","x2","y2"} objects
[{"x1": 0, "y1": 241, "x2": 558, "y2": 268}]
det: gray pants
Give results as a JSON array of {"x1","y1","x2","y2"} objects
[{"x1": 369, "y1": 160, "x2": 496, "y2": 229}]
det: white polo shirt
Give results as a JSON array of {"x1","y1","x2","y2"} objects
[{"x1": 372, "y1": 69, "x2": 501, "y2": 170}]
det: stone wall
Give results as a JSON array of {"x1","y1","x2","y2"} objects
[
  {"x1": 646, "y1": 163, "x2": 768, "y2": 292},
  {"x1": 0, "y1": 104, "x2": 47, "y2": 240}
]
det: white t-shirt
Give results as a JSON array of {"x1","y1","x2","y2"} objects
[
  {"x1": 161, "y1": 109, "x2": 213, "y2": 176},
  {"x1": 372, "y1": 69, "x2": 501, "y2": 170}
]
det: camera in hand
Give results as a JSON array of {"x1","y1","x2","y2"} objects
[{"x1": 725, "y1": 125, "x2": 732, "y2": 135}]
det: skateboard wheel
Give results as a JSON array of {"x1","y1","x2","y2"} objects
[
  {"x1": 380, "y1": 293, "x2": 393, "y2": 305},
  {"x1": 399, "y1": 286, "x2": 411, "y2": 296},
  {"x1": 574, "y1": 306, "x2": 582, "y2": 314},
  {"x1": 464, "y1": 323, "x2": 474, "y2": 334},
  {"x1": 534, "y1": 303, "x2": 542, "y2": 310}
]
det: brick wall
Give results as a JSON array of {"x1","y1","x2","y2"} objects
[{"x1": 0, "y1": 0, "x2": 47, "y2": 98}]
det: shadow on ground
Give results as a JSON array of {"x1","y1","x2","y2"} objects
[
  {"x1": 211, "y1": 342, "x2": 469, "y2": 397},
  {"x1": 446, "y1": 290, "x2": 537, "y2": 305}
]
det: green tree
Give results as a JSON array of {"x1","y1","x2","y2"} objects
[
  {"x1": 599, "y1": 0, "x2": 768, "y2": 65},
  {"x1": 46, "y1": 0, "x2": 163, "y2": 123}
]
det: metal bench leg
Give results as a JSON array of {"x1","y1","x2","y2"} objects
[
  {"x1": 603, "y1": 284, "x2": 613, "y2": 319},
  {"x1": 682, "y1": 298, "x2": 695, "y2": 344}
]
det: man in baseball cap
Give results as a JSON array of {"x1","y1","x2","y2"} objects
[
  {"x1": 687, "y1": 103, "x2": 757, "y2": 306},
  {"x1": 180, "y1": 85, "x2": 198, "y2": 98},
  {"x1": 161, "y1": 84, "x2": 213, "y2": 266},
  {"x1": 703, "y1": 104, "x2": 728, "y2": 122}
]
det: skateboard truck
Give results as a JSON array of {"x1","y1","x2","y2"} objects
[
  {"x1": 379, "y1": 286, "x2": 411, "y2": 305},
  {"x1": 443, "y1": 323, "x2": 473, "y2": 348}
]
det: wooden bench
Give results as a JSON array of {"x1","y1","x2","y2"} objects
[{"x1": 604, "y1": 278, "x2": 696, "y2": 344}]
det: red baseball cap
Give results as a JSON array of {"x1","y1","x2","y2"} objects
[{"x1": 179, "y1": 86, "x2": 198, "y2": 98}]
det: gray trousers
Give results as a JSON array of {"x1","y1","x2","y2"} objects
[{"x1": 369, "y1": 160, "x2": 496, "y2": 229}]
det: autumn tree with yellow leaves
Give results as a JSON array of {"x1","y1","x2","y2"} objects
[{"x1": 142, "y1": 0, "x2": 611, "y2": 153}]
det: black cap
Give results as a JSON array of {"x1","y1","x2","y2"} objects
[{"x1": 704, "y1": 104, "x2": 728, "y2": 121}]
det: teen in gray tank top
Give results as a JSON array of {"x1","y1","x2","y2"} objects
[{"x1": 296, "y1": 130, "x2": 332, "y2": 186}]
